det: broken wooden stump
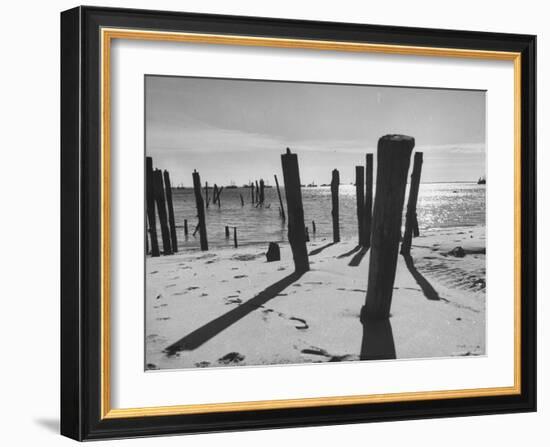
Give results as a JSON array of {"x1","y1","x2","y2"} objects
[{"x1": 266, "y1": 242, "x2": 281, "y2": 262}]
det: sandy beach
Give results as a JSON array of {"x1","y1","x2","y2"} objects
[{"x1": 145, "y1": 225, "x2": 485, "y2": 370}]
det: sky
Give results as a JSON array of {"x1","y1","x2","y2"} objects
[{"x1": 145, "y1": 75, "x2": 486, "y2": 186}]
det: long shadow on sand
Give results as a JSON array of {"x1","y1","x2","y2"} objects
[
  {"x1": 348, "y1": 247, "x2": 369, "y2": 267},
  {"x1": 309, "y1": 242, "x2": 337, "y2": 256},
  {"x1": 164, "y1": 271, "x2": 305, "y2": 355},
  {"x1": 360, "y1": 318, "x2": 396, "y2": 360},
  {"x1": 337, "y1": 245, "x2": 361, "y2": 259},
  {"x1": 403, "y1": 253, "x2": 442, "y2": 301}
]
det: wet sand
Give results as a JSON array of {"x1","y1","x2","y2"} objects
[{"x1": 145, "y1": 226, "x2": 486, "y2": 370}]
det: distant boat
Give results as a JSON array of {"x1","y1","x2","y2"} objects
[
  {"x1": 226, "y1": 180, "x2": 238, "y2": 189},
  {"x1": 307, "y1": 181, "x2": 317, "y2": 187},
  {"x1": 477, "y1": 176, "x2": 486, "y2": 185}
]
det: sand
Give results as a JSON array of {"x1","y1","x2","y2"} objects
[{"x1": 145, "y1": 226, "x2": 486, "y2": 370}]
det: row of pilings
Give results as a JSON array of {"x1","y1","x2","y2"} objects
[{"x1": 146, "y1": 134, "x2": 423, "y2": 325}]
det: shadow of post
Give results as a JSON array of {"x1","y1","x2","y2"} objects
[
  {"x1": 337, "y1": 245, "x2": 361, "y2": 259},
  {"x1": 348, "y1": 247, "x2": 369, "y2": 267},
  {"x1": 402, "y1": 253, "x2": 441, "y2": 301},
  {"x1": 309, "y1": 242, "x2": 337, "y2": 256},
  {"x1": 164, "y1": 271, "x2": 305, "y2": 355},
  {"x1": 360, "y1": 318, "x2": 396, "y2": 360}
]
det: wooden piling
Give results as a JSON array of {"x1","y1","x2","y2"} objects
[
  {"x1": 240, "y1": 193, "x2": 244, "y2": 207},
  {"x1": 259, "y1": 179, "x2": 265, "y2": 205},
  {"x1": 225, "y1": 225, "x2": 230, "y2": 238},
  {"x1": 205, "y1": 182, "x2": 209, "y2": 208},
  {"x1": 233, "y1": 227, "x2": 238, "y2": 248},
  {"x1": 163, "y1": 170, "x2": 178, "y2": 253},
  {"x1": 255, "y1": 181, "x2": 260, "y2": 204},
  {"x1": 305, "y1": 227, "x2": 310, "y2": 242},
  {"x1": 364, "y1": 153, "x2": 373, "y2": 248},
  {"x1": 356, "y1": 166, "x2": 365, "y2": 245},
  {"x1": 312, "y1": 220, "x2": 316, "y2": 234},
  {"x1": 401, "y1": 152, "x2": 423, "y2": 256},
  {"x1": 213, "y1": 184, "x2": 219, "y2": 206},
  {"x1": 412, "y1": 215, "x2": 420, "y2": 237},
  {"x1": 153, "y1": 169, "x2": 172, "y2": 255},
  {"x1": 331, "y1": 169, "x2": 340, "y2": 243},
  {"x1": 274, "y1": 174, "x2": 286, "y2": 220},
  {"x1": 192, "y1": 170, "x2": 208, "y2": 251},
  {"x1": 363, "y1": 135, "x2": 414, "y2": 320},
  {"x1": 145, "y1": 157, "x2": 160, "y2": 257},
  {"x1": 184, "y1": 219, "x2": 188, "y2": 236},
  {"x1": 250, "y1": 182, "x2": 255, "y2": 203},
  {"x1": 216, "y1": 186, "x2": 223, "y2": 208},
  {"x1": 281, "y1": 148, "x2": 309, "y2": 273}
]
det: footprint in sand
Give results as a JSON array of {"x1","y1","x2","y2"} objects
[
  {"x1": 156, "y1": 317, "x2": 170, "y2": 321},
  {"x1": 186, "y1": 286, "x2": 200, "y2": 291},
  {"x1": 150, "y1": 271, "x2": 158, "y2": 275},
  {"x1": 218, "y1": 352, "x2": 245, "y2": 365},
  {"x1": 289, "y1": 317, "x2": 309, "y2": 330},
  {"x1": 234, "y1": 274, "x2": 248, "y2": 279}
]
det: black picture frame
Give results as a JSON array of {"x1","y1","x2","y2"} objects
[{"x1": 61, "y1": 5, "x2": 536, "y2": 441}]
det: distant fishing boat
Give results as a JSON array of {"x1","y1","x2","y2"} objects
[{"x1": 477, "y1": 176, "x2": 486, "y2": 185}]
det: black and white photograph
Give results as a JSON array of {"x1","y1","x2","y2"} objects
[{"x1": 144, "y1": 75, "x2": 487, "y2": 371}]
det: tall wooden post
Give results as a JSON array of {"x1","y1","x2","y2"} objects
[
  {"x1": 146, "y1": 157, "x2": 160, "y2": 257},
  {"x1": 205, "y1": 182, "x2": 209, "y2": 208},
  {"x1": 192, "y1": 170, "x2": 208, "y2": 251},
  {"x1": 250, "y1": 182, "x2": 255, "y2": 204},
  {"x1": 364, "y1": 153, "x2": 373, "y2": 248},
  {"x1": 233, "y1": 227, "x2": 238, "y2": 248},
  {"x1": 240, "y1": 193, "x2": 244, "y2": 206},
  {"x1": 401, "y1": 152, "x2": 423, "y2": 255},
  {"x1": 153, "y1": 169, "x2": 172, "y2": 255},
  {"x1": 255, "y1": 181, "x2": 260, "y2": 204},
  {"x1": 281, "y1": 148, "x2": 310, "y2": 273},
  {"x1": 363, "y1": 135, "x2": 414, "y2": 320},
  {"x1": 259, "y1": 179, "x2": 265, "y2": 205},
  {"x1": 213, "y1": 184, "x2": 219, "y2": 206},
  {"x1": 163, "y1": 170, "x2": 178, "y2": 253},
  {"x1": 274, "y1": 174, "x2": 286, "y2": 220},
  {"x1": 184, "y1": 219, "x2": 188, "y2": 236},
  {"x1": 225, "y1": 225, "x2": 230, "y2": 238},
  {"x1": 356, "y1": 166, "x2": 365, "y2": 245},
  {"x1": 331, "y1": 169, "x2": 340, "y2": 243}
]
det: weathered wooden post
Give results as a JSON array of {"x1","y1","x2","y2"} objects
[
  {"x1": 274, "y1": 174, "x2": 286, "y2": 220},
  {"x1": 192, "y1": 170, "x2": 208, "y2": 251},
  {"x1": 240, "y1": 193, "x2": 244, "y2": 207},
  {"x1": 363, "y1": 135, "x2": 414, "y2": 320},
  {"x1": 213, "y1": 184, "x2": 219, "y2": 206},
  {"x1": 145, "y1": 157, "x2": 160, "y2": 257},
  {"x1": 331, "y1": 169, "x2": 340, "y2": 243},
  {"x1": 259, "y1": 179, "x2": 265, "y2": 205},
  {"x1": 401, "y1": 152, "x2": 423, "y2": 256},
  {"x1": 413, "y1": 215, "x2": 420, "y2": 237},
  {"x1": 153, "y1": 169, "x2": 172, "y2": 255},
  {"x1": 233, "y1": 227, "x2": 238, "y2": 248},
  {"x1": 255, "y1": 180, "x2": 260, "y2": 204},
  {"x1": 250, "y1": 182, "x2": 255, "y2": 204},
  {"x1": 312, "y1": 220, "x2": 316, "y2": 234},
  {"x1": 356, "y1": 166, "x2": 365, "y2": 245},
  {"x1": 225, "y1": 225, "x2": 230, "y2": 238},
  {"x1": 305, "y1": 227, "x2": 310, "y2": 242},
  {"x1": 205, "y1": 182, "x2": 210, "y2": 208},
  {"x1": 163, "y1": 170, "x2": 178, "y2": 253},
  {"x1": 216, "y1": 186, "x2": 223, "y2": 208},
  {"x1": 281, "y1": 148, "x2": 310, "y2": 273},
  {"x1": 364, "y1": 153, "x2": 373, "y2": 248},
  {"x1": 184, "y1": 219, "x2": 188, "y2": 236}
]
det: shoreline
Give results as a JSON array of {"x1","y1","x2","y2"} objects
[{"x1": 146, "y1": 225, "x2": 486, "y2": 370}]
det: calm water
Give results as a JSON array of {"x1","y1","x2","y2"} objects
[{"x1": 152, "y1": 183, "x2": 485, "y2": 250}]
